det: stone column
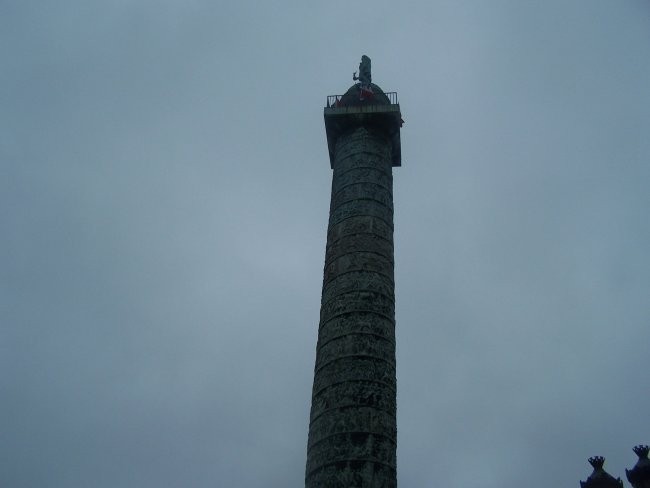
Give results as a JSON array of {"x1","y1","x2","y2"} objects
[{"x1": 305, "y1": 126, "x2": 397, "y2": 488}]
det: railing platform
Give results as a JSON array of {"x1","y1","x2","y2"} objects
[
  {"x1": 327, "y1": 91, "x2": 398, "y2": 107},
  {"x1": 323, "y1": 92, "x2": 402, "y2": 168}
]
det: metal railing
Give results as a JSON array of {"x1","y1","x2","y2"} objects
[{"x1": 327, "y1": 91, "x2": 398, "y2": 108}]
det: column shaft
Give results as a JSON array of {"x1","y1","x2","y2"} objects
[{"x1": 306, "y1": 126, "x2": 397, "y2": 488}]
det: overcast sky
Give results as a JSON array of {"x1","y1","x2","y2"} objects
[{"x1": 2, "y1": 1, "x2": 649, "y2": 487}]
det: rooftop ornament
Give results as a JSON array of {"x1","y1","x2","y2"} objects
[
  {"x1": 590, "y1": 457, "x2": 607, "y2": 470},
  {"x1": 580, "y1": 456, "x2": 624, "y2": 488}
]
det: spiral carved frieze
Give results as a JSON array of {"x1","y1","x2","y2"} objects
[
  {"x1": 333, "y1": 128, "x2": 392, "y2": 166},
  {"x1": 307, "y1": 123, "x2": 397, "y2": 488},
  {"x1": 330, "y1": 200, "x2": 393, "y2": 226},
  {"x1": 325, "y1": 235, "x2": 394, "y2": 267},
  {"x1": 319, "y1": 291, "x2": 395, "y2": 324},
  {"x1": 328, "y1": 199, "x2": 394, "y2": 228},
  {"x1": 312, "y1": 355, "x2": 396, "y2": 394},
  {"x1": 327, "y1": 215, "x2": 393, "y2": 245},
  {"x1": 335, "y1": 154, "x2": 392, "y2": 176},
  {"x1": 310, "y1": 380, "x2": 397, "y2": 421},
  {"x1": 306, "y1": 432, "x2": 397, "y2": 477},
  {"x1": 321, "y1": 271, "x2": 394, "y2": 307},
  {"x1": 315, "y1": 332, "x2": 395, "y2": 369},
  {"x1": 331, "y1": 167, "x2": 392, "y2": 195},
  {"x1": 307, "y1": 462, "x2": 396, "y2": 488},
  {"x1": 330, "y1": 183, "x2": 393, "y2": 213},
  {"x1": 323, "y1": 252, "x2": 394, "y2": 286},
  {"x1": 318, "y1": 312, "x2": 395, "y2": 344},
  {"x1": 308, "y1": 406, "x2": 397, "y2": 447}
]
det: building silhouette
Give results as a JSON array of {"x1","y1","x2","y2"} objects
[
  {"x1": 581, "y1": 456, "x2": 624, "y2": 488},
  {"x1": 626, "y1": 445, "x2": 650, "y2": 488},
  {"x1": 579, "y1": 449, "x2": 650, "y2": 488}
]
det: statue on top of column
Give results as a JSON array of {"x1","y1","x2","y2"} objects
[{"x1": 353, "y1": 55, "x2": 371, "y2": 85}]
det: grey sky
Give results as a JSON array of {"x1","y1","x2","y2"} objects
[{"x1": 2, "y1": 1, "x2": 649, "y2": 487}]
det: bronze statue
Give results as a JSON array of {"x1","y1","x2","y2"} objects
[{"x1": 353, "y1": 55, "x2": 371, "y2": 85}]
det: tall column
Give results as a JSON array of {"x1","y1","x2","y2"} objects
[{"x1": 306, "y1": 63, "x2": 402, "y2": 488}]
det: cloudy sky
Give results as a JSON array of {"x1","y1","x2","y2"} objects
[{"x1": 2, "y1": 1, "x2": 649, "y2": 487}]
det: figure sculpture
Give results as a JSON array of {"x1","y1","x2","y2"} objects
[
  {"x1": 353, "y1": 55, "x2": 373, "y2": 101},
  {"x1": 353, "y1": 55, "x2": 372, "y2": 85}
]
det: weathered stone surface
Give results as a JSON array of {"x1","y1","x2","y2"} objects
[
  {"x1": 307, "y1": 462, "x2": 396, "y2": 488},
  {"x1": 331, "y1": 167, "x2": 392, "y2": 195},
  {"x1": 335, "y1": 154, "x2": 393, "y2": 175},
  {"x1": 306, "y1": 432, "x2": 396, "y2": 475},
  {"x1": 319, "y1": 291, "x2": 395, "y2": 323},
  {"x1": 327, "y1": 215, "x2": 393, "y2": 244},
  {"x1": 315, "y1": 333, "x2": 395, "y2": 370},
  {"x1": 306, "y1": 125, "x2": 397, "y2": 488},
  {"x1": 328, "y1": 199, "x2": 393, "y2": 228},
  {"x1": 334, "y1": 130, "x2": 392, "y2": 169},
  {"x1": 312, "y1": 356, "x2": 396, "y2": 407},
  {"x1": 330, "y1": 183, "x2": 394, "y2": 212},
  {"x1": 310, "y1": 378, "x2": 396, "y2": 416},
  {"x1": 321, "y1": 271, "x2": 394, "y2": 306},
  {"x1": 318, "y1": 312, "x2": 395, "y2": 343},
  {"x1": 308, "y1": 407, "x2": 397, "y2": 447},
  {"x1": 325, "y1": 235, "x2": 394, "y2": 267},
  {"x1": 323, "y1": 252, "x2": 394, "y2": 286}
]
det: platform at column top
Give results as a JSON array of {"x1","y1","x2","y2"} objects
[{"x1": 324, "y1": 85, "x2": 402, "y2": 168}]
